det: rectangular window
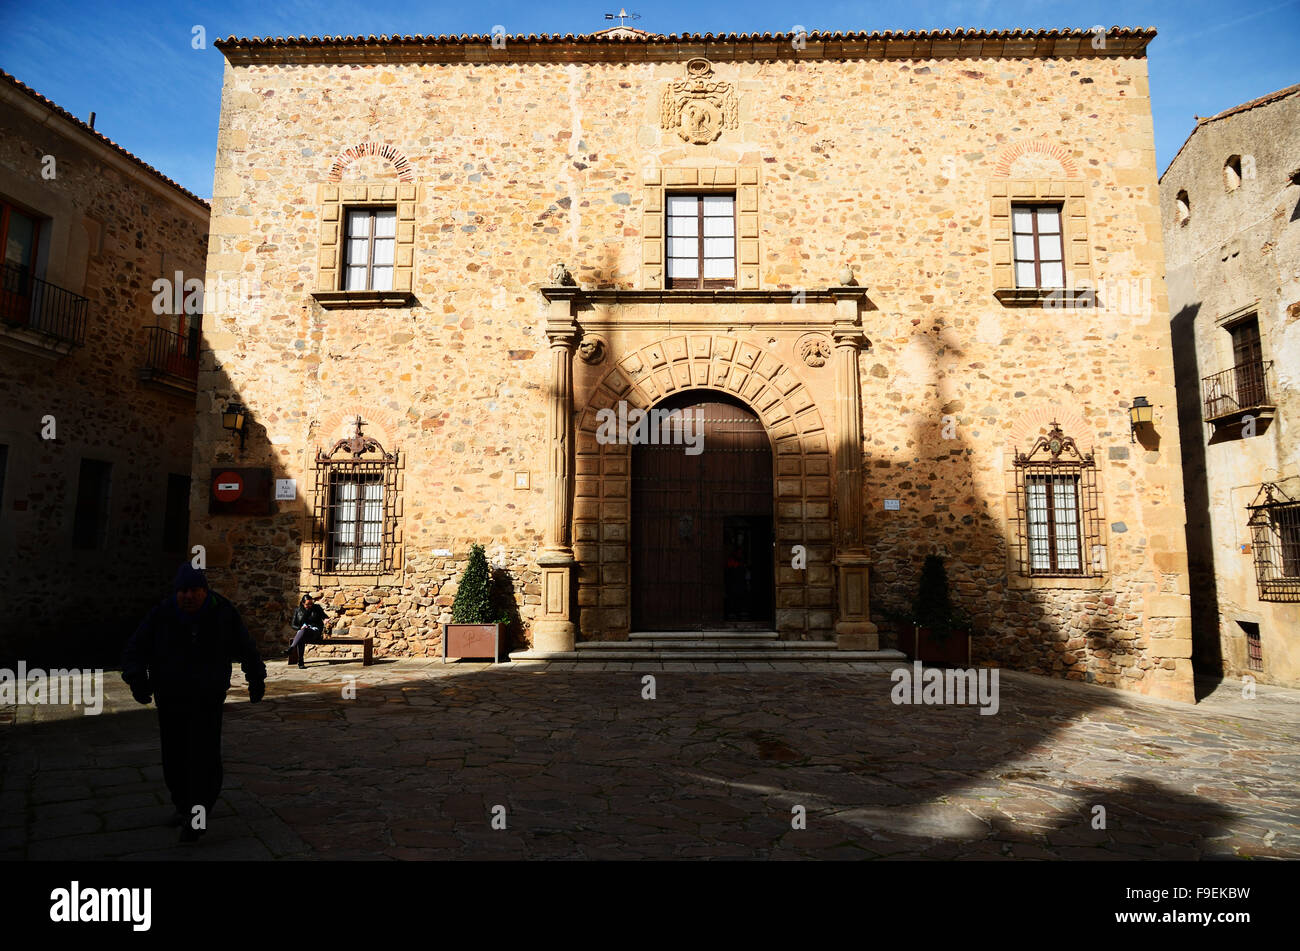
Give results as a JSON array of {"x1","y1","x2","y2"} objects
[
  {"x1": 1248, "y1": 488, "x2": 1300, "y2": 601},
  {"x1": 1228, "y1": 316, "x2": 1267, "y2": 409},
  {"x1": 311, "y1": 419, "x2": 398, "y2": 574},
  {"x1": 327, "y1": 472, "x2": 385, "y2": 568},
  {"x1": 666, "y1": 193, "x2": 735, "y2": 289},
  {"x1": 1, "y1": 199, "x2": 43, "y2": 325},
  {"x1": 343, "y1": 207, "x2": 397, "y2": 291},
  {"x1": 1026, "y1": 474, "x2": 1083, "y2": 573},
  {"x1": 162, "y1": 474, "x2": 190, "y2": 552},
  {"x1": 1012, "y1": 204, "x2": 1064, "y2": 289},
  {"x1": 1237, "y1": 621, "x2": 1263, "y2": 672},
  {"x1": 1013, "y1": 424, "x2": 1102, "y2": 578},
  {"x1": 72, "y1": 459, "x2": 112, "y2": 550}
]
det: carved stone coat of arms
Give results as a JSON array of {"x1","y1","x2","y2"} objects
[{"x1": 660, "y1": 58, "x2": 739, "y2": 145}]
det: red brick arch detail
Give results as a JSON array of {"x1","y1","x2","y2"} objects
[
  {"x1": 992, "y1": 139, "x2": 1079, "y2": 179},
  {"x1": 327, "y1": 141, "x2": 414, "y2": 182}
]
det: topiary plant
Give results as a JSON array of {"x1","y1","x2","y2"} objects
[{"x1": 450, "y1": 544, "x2": 494, "y2": 624}]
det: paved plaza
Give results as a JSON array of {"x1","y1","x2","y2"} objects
[{"x1": 2, "y1": 659, "x2": 1298, "y2": 860}]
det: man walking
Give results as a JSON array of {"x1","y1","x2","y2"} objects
[{"x1": 122, "y1": 564, "x2": 267, "y2": 843}]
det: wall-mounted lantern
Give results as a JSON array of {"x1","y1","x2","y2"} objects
[
  {"x1": 222, "y1": 400, "x2": 249, "y2": 452},
  {"x1": 1129, "y1": 396, "x2": 1153, "y2": 443}
]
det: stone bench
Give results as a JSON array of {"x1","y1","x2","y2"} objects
[{"x1": 288, "y1": 636, "x2": 373, "y2": 666}]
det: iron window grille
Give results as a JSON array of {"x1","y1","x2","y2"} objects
[
  {"x1": 1011, "y1": 203, "x2": 1065, "y2": 289},
  {"x1": 1013, "y1": 421, "x2": 1102, "y2": 577},
  {"x1": 666, "y1": 193, "x2": 736, "y2": 289},
  {"x1": 343, "y1": 207, "x2": 397, "y2": 292},
  {"x1": 1246, "y1": 483, "x2": 1300, "y2": 602},
  {"x1": 311, "y1": 416, "x2": 399, "y2": 574}
]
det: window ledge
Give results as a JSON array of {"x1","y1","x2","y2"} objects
[
  {"x1": 312, "y1": 290, "x2": 416, "y2": 309},
  {"x1": 1007, "y1": 573, "x2": 1108, "y2": 590},
  {"x1": 994, "y1": 287, "x2": 1096, "y2": 308}
]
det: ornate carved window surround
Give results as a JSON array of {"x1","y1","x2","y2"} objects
[
  {"x1": 309, "y1": 416, "x2": 404, "y2": 580},
  {"x1": 989, "y1": 180, "x2": 1094, "y2": 307},
  {"x1": 1003, "y1": 421, "x2": 1109, "y2": 590},
  {"x1": 641, "y1": 166, "x2": 759, "y2": 290},
  {"x1": 313, "y1": 182, "x2": 418, "y2": 308}
]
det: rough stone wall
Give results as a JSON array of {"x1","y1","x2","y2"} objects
[
  {"x1": 1161, "y1": 89, "x2": 1300, "y2": 687},
  {"x1": 0, "y1": 92, "x2": 210, "y2": 665},
  {"x1": 199, "y1": 45, "x2": 1193, "y2": 700}
]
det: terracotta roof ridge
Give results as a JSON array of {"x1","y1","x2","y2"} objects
[
  {"x1": 0, "y1": 69, "x2": 210, "y2": 211},
  {"x1": 215, "y1": 25, "x2": 1157, "y2": 47}
]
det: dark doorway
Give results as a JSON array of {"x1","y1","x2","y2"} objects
[{"x1": 631, "y1": 390, "x2": 774, "y2": 630}]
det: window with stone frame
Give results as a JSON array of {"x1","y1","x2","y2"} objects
[
  {"x1": 342, "y1": 206, "x2": 397, "y2": 291},
  {"x1": 314, "y1": 182, "x2": 417, "y2": 306},
  {"x1": 1012, "y1": 203, "x2": 1065, "y2": 289},
  {"x1": 988, "y1": 180, "x2": 1093, "y2": 304},
  {"x1": 1247, "y1": 484, "x2": 1300, "y2": 602},
  {"x1": 1013, "y1": 422, "x2": 1102, "y2": 577},
  {"x1": 665, "y1": 193, "x2": 736, "y2": 289},
  {"x1": 311, "y1": 417, "x2": 400, "y2": 575}
]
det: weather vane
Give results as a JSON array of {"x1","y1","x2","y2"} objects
[{"x1": 605, "y1": 8, "x2": 641, "y2": 27}]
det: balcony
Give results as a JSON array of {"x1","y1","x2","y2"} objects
[
  {"x1": 1202, "y1": 361, "x2": 1276, "y2": 431},
  {"x1": 0, "y1": 262, "x2": 89, "y2": 358},
  {"x1": 138, "y1": 326, "x2": 199, "y2": 395}
]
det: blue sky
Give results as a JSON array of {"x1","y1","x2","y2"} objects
[{"x1": 1, "y1": 0, "x2": 1296, "y2": 199}]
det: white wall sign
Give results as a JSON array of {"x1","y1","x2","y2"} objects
[
  {"x1": 275, "y1": 479, "x2": 297, "y2": 501},
  {"x1": 884, "y1": 499, "x2": 901, "y2": 511}
]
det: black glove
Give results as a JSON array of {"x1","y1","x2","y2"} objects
[
  {"x1": 129, "y1": 681, "x2": 152, "y2": 705},
  {"x1": 248, "y1": 679, "x2": 265, "y2": 704}
]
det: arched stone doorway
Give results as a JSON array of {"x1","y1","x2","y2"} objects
[
  {"x1": 631, "y1": 390, "x2": 774, "y2": 630},
  {"x1": 574, "y1": 334, "x2": 834, "y2": 641}
]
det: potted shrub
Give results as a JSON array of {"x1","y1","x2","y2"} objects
[
  {"x1": 443, "y1": 543, "x2": 509, "y2": 662},
  {"x1": 908, "y1": 554, "x2": 972, "y2": 666}
]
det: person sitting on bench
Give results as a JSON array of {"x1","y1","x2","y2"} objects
[{"x1": 288, "y1": 593, "x2": 332, "y2": 669}]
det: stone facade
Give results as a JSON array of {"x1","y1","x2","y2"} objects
[
  {"x1": 199, "y1": 28, "x2": 1194, "y2": 701},
  {"x1": 0, "y1": 71, "x2": 210, "y2": 665},
  {"x1": 1161, "y1": 84, "x2": 1300, "y2": 687}
]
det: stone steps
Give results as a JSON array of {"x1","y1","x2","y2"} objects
[{"x1": 510, "y1": 632, "x2": 906, "y2": 664}]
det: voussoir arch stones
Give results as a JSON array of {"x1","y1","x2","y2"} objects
[{"x1": 573, "y1": 334, "x2": 835, "y2": 641}]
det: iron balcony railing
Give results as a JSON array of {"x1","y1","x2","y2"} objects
[
  {"x1": 1202, "y1": 361, "x2": 1273, "y2": 422},
  {"x1": 0, "y1": 261, "x2": 89, "y2": 346},
  {"x1": 142, "y1": 325, "x2": 200, "y2": 382}
]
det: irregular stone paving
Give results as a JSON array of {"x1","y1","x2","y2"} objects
[{"x1": 2, "y1": 660, "x2": 1297, "y2": 860}]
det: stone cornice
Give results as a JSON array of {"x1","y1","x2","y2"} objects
[
  {"x1": 216, "y1": 27, "x2": 1156, "y2": 65},
  {"x1": 541, "y1": 287, "x2": 867, "y2": 305}
]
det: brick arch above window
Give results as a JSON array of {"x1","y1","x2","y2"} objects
[
  {"x1": 992, "y1": 139, "x2": 1079, "y2": 179},
  {"x1": 327, "y1": 141, "x2": 415, "y2": 182}
]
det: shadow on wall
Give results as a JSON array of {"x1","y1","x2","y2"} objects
[
  {"x1": 1169, "y1": 301, "x2": 1224, "y2": 693},
  {"x1": 190, "y1": 347, "x2": 535, "y2": 665},
  {"x1": 868, "y1": 320, "x2": 1123, "y2": 685}
]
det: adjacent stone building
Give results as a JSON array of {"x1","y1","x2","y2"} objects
[
  {"x1": 1162, "y1": 83, "x2": 1300, "y2": 688},
  {"x1": 200, "y1": 26, "x2": 1195, "y2": 701},
  {"x1": 0, "y1": 70, "x2": 210, "y2": 665}
]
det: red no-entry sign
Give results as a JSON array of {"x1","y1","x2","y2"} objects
[{"x1": 213, "y1": 471, "x2": 243, "y2": 503}]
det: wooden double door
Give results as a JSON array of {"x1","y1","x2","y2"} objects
[{"x1": 631, "y1": 391, "x2": 775, "y2": 630}]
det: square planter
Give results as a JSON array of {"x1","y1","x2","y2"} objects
[
  {"x1": 442, "y1": 623, "x2": 502, "y2": 663},
  {"x1": 912, "y1": 624, "x2": 972, "y2": 667}
]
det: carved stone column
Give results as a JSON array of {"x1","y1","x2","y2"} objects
[
  {"x1": 830, "y1": 287, "x2": 878, "y2": 650},
  {"x1": 534, "y1": 287, "x2": 580, "y2": 652}
]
